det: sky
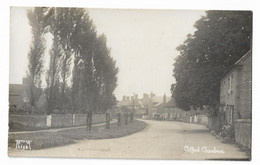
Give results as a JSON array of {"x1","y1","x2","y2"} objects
[{"x1": 9, "y1": 7, "x2": 205, "y2": 100}]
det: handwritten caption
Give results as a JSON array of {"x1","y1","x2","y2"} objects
[
  {"x1": 184, "y1": 145, "x2": 225, "y2": 154},
  {"x1": 15, "y1": 140, "x2": 32, "y2": 150}
]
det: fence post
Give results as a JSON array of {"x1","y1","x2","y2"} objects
[
  {"x1": 117, "y1": 113, "x2": 121, "y2": 127},
  {"x1": 72, "y1": 114, "x2": 75, "y2": 126},
  {"x1": 46, "y1": 115, "x2": 52, "y2": 128}
]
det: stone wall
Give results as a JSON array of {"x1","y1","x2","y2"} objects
[
  {"x1": 220, "y1": 51, "x2": 252, "y2": 121},
  {"x1": 73, "y1": 114, "x2": 87, "y2": 126},
  {"x1": 9, "y1": 113, "x2": 107, "y2": 131},
  {"x1": 92, "y1": 114, "x2": 106, "y2": 124},
  {"x1": 237, "y1": 53, "x2": 252, "y2": 119},
  {"x1": 50, "y1": 114, "x2": 73, "y2": 127},
  {"x1": 234, "y1": 119, "x2": 251, "y2": 149}
]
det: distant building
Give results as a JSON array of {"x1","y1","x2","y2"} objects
[
  {"x1": 117, "y1": 95, "x2": 142, "y2": 115},
  {"x1": 219, "y1": 50, "x2": 252, "y2": 149},
  {"x1": 9, "y1": 78, "x2": 46, "y2": 114},
  {"x1": 117, "y1": 93, "x2": 170, "y2": 119},
  {"x1": 154, "y1": 96, "x2": 184, "y2": 121},
  {"x1": 9, "y1": 80, "x2": 28, "y2": 111}
]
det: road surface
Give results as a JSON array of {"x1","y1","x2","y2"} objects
[{"x1": 8, "y1": 120, "x2": 250, "y2": 160}]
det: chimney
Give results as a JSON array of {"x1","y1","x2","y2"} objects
[
  {"x1": 135, "y1": 94, "x2": 138, "y2": 100},
  {"x1": 123, "y1": 96, "x2": 126, "y2": 101},
  {"x1": 131, "y1": 96, "x2": 134, "y2": 100},
  {"x1": 126, "y1": 96, "x2": 129, "y2": 100},
  {"x1": 163, "y1": 93, "x2": 166, "y2": 103},
  {"x1": 143, "y1": 93, "x2": 149, "y2": 99}
]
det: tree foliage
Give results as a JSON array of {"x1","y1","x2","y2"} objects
[
  {"x1": 26, "y1": 7, "x2": 118, "y2": 119},
  {"x1": 26, "y1": 7, "x2": 48, "y2": 112},
  {"x1": 172, "y1": 11, "x2": 252, "y2": 110},
  {"x1": 45, "y1": 18, "x2": 62, "y2": 114}
]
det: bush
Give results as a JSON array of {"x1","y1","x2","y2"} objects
[{"x1": 220, "y1": 124, "x2": 234, "y2": 139}]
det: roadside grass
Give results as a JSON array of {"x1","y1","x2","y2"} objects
[
  {"x1": 9, "y1": 120, "x2": 107, "y2": 132},
  {"x1": 9, "y1": 122, "x2": 48, "y2": 132},
  {"x1": 8, "y1": 120, "x2": 147, "y2": 150}
]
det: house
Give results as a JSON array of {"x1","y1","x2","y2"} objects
[
  {"x1": 154, "y1": 96, "x2": 184, "y2": 121},
  {"x1": 140, "y1": 93, "x2": 170, "y2": 119},
  {"x1": 9, "y1": 78, "x2": 46, "y2": 114},
  {"x1": 117, "y1": 95, "x2": 142, "y2": 116},
  {"x1": 181, "y1": 109, "x2": 198, "y2": 123},
  {"x1": 139, "y1": 93, "x2": 150, "y2": 118},
  {"x1": 151, "y1": 94, "x2": 171, "y2": 118},
  {"x1": 219, "y1": 50, "x2": 252, "y2": 149},
  {"x1": 118, "y1": 93, "x2": 171, "y2": 119},
  {"x1": 197, "y1": 109, "x2": 208, "y2": 125}
]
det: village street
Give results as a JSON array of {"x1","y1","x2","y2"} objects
[{"x1": 9, "y1": 120, "x2": 249, "y2": 160}]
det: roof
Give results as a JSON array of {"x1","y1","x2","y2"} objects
[
  {"x1": 9, "y1": 84, "x2": 25, "y2": 95},
  {"x1": 9, "y1": 84, "x2": 27, "y2": 108},
  {"x1": 9, "y1": 83, "x2": 43, "y2": 99},
  {"x1": 154, "y1": 102, "x2": 166, "y2": 108},
  {"x1": 140, "y1": 97, "x2": 150, "y2": 106},
  {"x1": 187, "y1": 110, "x2": 198, "y2": 116},
  {"x1": 221, "y1": 50, "x2": 252, "y2": 81},
  {"x1": 152, "y1": 96, "x2": 171, "y2": 104},
  {"x1": 164, "y1": 98, "x2": 177, "y2": 107},
  {"x1": 118, "y1": 99, "x2": 142, "y2": 107},
  {"x1": 150, "y1": 96, "x2": 162, "y2": 103}
]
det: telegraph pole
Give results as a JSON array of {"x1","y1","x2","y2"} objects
[{"x1": 131, "y1": 94, "x2": 135, "y2": 122}]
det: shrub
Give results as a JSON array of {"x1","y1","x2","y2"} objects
[{"x1": 220, "y1": 124, "x2": 234, "y2": 139}]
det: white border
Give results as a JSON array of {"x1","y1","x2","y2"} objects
[{"x1": 1, "y1": 0, "x2": 260, "y2": 165}]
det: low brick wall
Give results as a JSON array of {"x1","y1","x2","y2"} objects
[
  {"x1": 50, "y1": 114, "x2": 73, "y2": 127},
  {"x1": 234, "y1": 119, "x2": 251, "y2": 149},
  {"x1": 9, "y1": 114, "x2": 46, "y2": 130}
]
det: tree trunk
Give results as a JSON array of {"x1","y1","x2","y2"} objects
[
  {"x1": 106, "y1": 111, "x2": 110, "y2": 129},
  {"x1": 86, "y1": 111, "x2": 92, "y2": 131},
  {"x1": 117, "y1": 113, "x2": 121, "y2": 127},
  {"x1": 130, "y1": 112, "x2": 133, "y2": 123},
  {"x1": 124, "y1": 113, "x2": 128, "y2": 125},
  {"x1": 29, "y1": 84, "x2": 35, "y2": 114}
]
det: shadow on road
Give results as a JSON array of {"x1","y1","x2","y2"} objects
[{"x1": 176, "y1": 128, "x2": 211, "y2": 134}]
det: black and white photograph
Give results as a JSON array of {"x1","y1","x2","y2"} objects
[{"x1": 5, "y1": 1, "x2": 256, "y2": 163}]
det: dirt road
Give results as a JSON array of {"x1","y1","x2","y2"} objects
[{"x1": 9, "y1": 120, "x2": 250, "y2": 160}]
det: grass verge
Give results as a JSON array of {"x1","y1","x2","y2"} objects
[{"x1": 8, "y1": 120, "x2": 147, "y2": 150}]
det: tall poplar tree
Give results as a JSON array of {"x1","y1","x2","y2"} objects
[{"x1": 26, "y1": 7, "x2": 48, "y2": 113}]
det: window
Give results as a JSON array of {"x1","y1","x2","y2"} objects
[{"x1": 228, "y1": 75, "x2": 232, "y2": 94}]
